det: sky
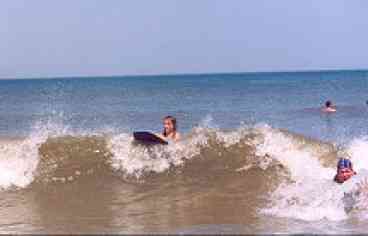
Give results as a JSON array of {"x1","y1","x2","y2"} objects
[{"x1": 1, "y1": 0, "x2": 368, "y2": 78}]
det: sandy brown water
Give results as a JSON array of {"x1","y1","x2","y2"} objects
[
  {"x1": 0, "y1": 169, "x2": 277, "y2": 233},
  {"x1": 0, "y1": 126, "x2": 368, "y2": 234}
]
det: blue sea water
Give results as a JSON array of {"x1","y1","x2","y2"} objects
[
  {"x1": 1, "y1": 70, "x2": 367, "y2": 144},
  {"x1": 1, "y1": 70, "x2": 368, "y2": 234}
]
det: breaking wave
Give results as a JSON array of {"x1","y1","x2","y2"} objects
[{"x1": 2, "y1": 120, "x2": 368, "y2": 222}]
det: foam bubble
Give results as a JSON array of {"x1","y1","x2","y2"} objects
[{"x1": 261, "y1": 180, "x2": 349, "y2": 221}]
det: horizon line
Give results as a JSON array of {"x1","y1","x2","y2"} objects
[{"x1": 1, "y1": 68, "x2": 367, "y2": 80}]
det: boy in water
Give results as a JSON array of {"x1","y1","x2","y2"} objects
[
  {"x1": 322, "y1": 100, "x2": 337, "y2": 113},
  {"x1": 334, "y1": 158, "x2": 356, "y2": 184}
]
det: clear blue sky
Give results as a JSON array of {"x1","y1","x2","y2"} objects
[{"x1": 1, "y1": 0, "x2": 368, "y2": 78}]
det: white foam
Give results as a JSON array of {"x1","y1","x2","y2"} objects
[
  {"x1": 0, "y1": 139, "x2": 39, "y2": 189},
  {"x1": 216, "y1": 125, "x2": 253, "y2": 148},
  {"x1": 346, "y1": 136, "x2": 368, "y2": 172},
  {"x1": 108, "y1": 128, "x2": 209, "y2": 178},
  {"x1": 262, "y1": 181, "x2": 350, "y2": 221},
  {"x1": 107, "y1": 121, "x2": 261, "y2": 179},
  {"x1": 255, "y1": 125, "x2": 351, "y2": 221},
  {"x1": 255, "y1": 125, "x2": 334, "y2": 181},
  {"x1": 0, "y1": 119, "x2": 72, "y2": 189}
]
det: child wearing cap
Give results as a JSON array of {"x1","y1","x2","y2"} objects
[{"x1": 334, "y1": 158, "x2": 356, "y2": 184}]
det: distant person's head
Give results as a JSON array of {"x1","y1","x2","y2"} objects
[
  {"x1": 163, "y1": 116, "x2": 177, "y2": 137},
  {"x1": 366, "y1": 100, "x2": 368, "y2": 105},
  {"x1": 325, "y1": 100, "x2": 332, "y2": 108}
]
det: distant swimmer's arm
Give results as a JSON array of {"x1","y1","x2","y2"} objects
[{"x1": 321, "y1": 107, "x2": 336, "y2": 113}]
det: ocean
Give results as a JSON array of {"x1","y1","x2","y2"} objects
[{"x1": 1, "y1": 70, "x2": 368, "y2": 233}]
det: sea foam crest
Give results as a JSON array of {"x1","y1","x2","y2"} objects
[
  {"x1": 346, "y1": 136, "x2": 368, "y2": 172},
  {"x1": 108, "y1": 127, "x2": 211, "y2": 178},
  {"x1": 0, "y1": 119, "x2": 71, "y2": 189},
  {"x1": 255, "y1": 125, "x2": 350, "y2": 221}
]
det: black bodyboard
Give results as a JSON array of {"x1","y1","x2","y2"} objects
[{"x1": 133, "y1": 131, "x2": 168, "y2": 145}]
